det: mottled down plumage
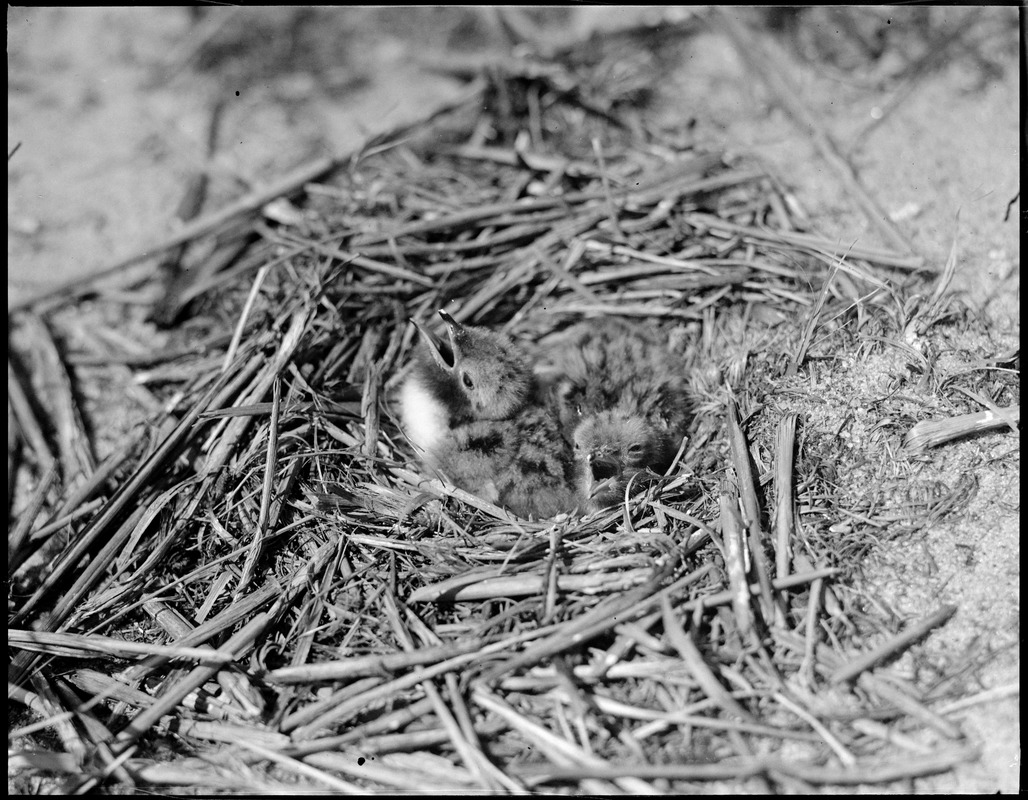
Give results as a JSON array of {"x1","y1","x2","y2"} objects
[
  {"x1": 430, "y1": 405, "x2": 577, "y2": 518},
  {"x1": 536, "y1": 318, "x2": 691, "y2": 511},
  {"x1": 399, "y1": 311, "x2": 576, "y2": 518}
]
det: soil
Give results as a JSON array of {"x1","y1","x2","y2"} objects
[{"x1": 7, "y1": 7, "x2": 1019, "y2": 793}]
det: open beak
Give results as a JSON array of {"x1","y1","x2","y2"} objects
[
  {"x1": 583, "y1": 452, "x2": 622, "y2": 500},
  {"x1": 438, "y1": 310, "x2": 474, "y2": 368},
  {"x1": 411, "y1": 317, "x2": 457, "y2": 374},
  {"x1": 438, "y1": 310, "x2": 471, "y2": 354},
  {"x1": 589, "y1": 454, "x2": 622, "y2": 483}
]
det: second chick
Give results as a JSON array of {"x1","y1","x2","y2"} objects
[{"x1": 537, "y1": 318, "x2": 691, "y2": 511}]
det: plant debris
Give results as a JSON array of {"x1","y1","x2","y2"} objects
[{"x1": 8, "y1": 19, "x2": 1018, "y2": 795}]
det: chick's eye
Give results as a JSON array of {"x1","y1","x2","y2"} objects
[
  {"x1": 628, "y1": 444, "x2": 644, "y2": 456},
  {"x1": 461, "y1": 372, "x2": 474, "y2": 390}
]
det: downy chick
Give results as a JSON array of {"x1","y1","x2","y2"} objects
[
  {"x1": 572, "y1": 409, "x2": 674, "y2": 511},
  {"x1": 400, "y1": 310, "x2": 533, "y2": 459},
  {"x1": 399, "y1": 311, "x2": 576, "y2": 518},
  {"x1": 537, "y1": 318, "x2": 690, "y2": 511}
]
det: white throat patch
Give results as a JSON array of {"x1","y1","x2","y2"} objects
[{"x1": 398, "y1": 375, "x2": 451, "y2": 457}]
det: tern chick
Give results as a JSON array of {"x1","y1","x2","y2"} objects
[
  {"x1": 399, "y1": 311, "x2": 575, "y2": 518},
  {"x1": 432, "y1": 404, "x2": 577, "y2": 518},
  {"x1": 572, "y1": 409, "x2": 674, "y2": 511},
  {"x1": 399, "y1": 310, "x2": 533, "y2": 457},
  {"x1": 537, "y1": 318, "x2": 690, "y2": 511}
]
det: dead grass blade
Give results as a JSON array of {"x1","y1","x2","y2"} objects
[
  {"x1": 904, "y1": 404, "x2": 1019, "y2": 452},
  {"x1": 682, "y1": 212, "x2": 923, "y2": 270},
  {"x1": 235, "y1": 374, "x2": 282, "y2": 598},
  {"x1": 266, "y1": 639, "x2": 482, "y2": 684},
  {"x1": 7, "y1": 358, "x2": 57, "y2": 472},
  {"x1": 661, "y1": 595, "x2": 758, "y2": 723},
  {"x1": 8, "y1": 630, "x2": 236, "y2": 664},
  {"x1": 472, "y1": 686, "x2": 655, "y2": 794},
  {"x1": 857, "y1": 673, "x2": 964, "y2": 740},
  {"x1": 234, "y1": 739, "x2": 363, "y2": 794},
  {"x1": 7, "y1": 461, "x2": 58, "y2": 570},
  {"x1": 773, "y1": 413, "x2": 798, "y2": 585},
  {"x1": 13, "y1": 313, "x2": 96, "y2": 481},
  {"x1": 830, "y1": 604, "x2": 958, "y2": 685},
  {"x1": 726, "y1": 400, "x2": 781, "y2": 624},
  {"x1": 513, "y1": 745, "x2": 979, "y2": 785},
  {"x1": 719, "y1": 482, "x2": 755, "y2": 644}
]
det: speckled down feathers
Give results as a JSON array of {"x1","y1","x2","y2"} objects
[
  {"x1": 431, "y1": 404, "x2": 577, "y2": 518},
  {"x1": 537, "y1": 318, "x2": 692, "y2": 511},
  {"x1": 400, "y1": 314, "x2": 576, "y2": 518}
]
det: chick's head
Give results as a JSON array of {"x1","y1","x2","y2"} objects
[
  {"x1": 572, "y1": 411, "x2": 662, "y2": 509},
  {"x1": 413, "y1": 311, "x2": 533, "y2": 422}
]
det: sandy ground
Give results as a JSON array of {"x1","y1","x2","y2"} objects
[{"x1": 7, "y1": 6, "x2": 1019, "y2": 793}]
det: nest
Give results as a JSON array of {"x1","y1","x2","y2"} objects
[{"x1": 9, "y1": 22, "x2": 1015, "y2": 794}]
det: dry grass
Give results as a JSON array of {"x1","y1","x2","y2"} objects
[{"x1": 8, "y1": 19, "x2": 1018, "y2": 795}]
